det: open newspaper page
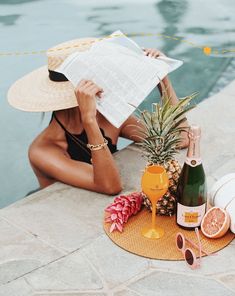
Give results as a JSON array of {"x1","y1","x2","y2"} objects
[
  {"x1": 56, "y1": 35, "x2": 183, "y2": 128},
  {"x1": 102, "y1": 30, "x2": 144, "y2": 55},
  {"x1": 102, "y1": 30, "x2": 183, "y2": 72}
]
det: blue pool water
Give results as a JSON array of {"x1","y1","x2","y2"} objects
[{"x1": 0, "y1": 0, "x2": 235, "y2": 208}]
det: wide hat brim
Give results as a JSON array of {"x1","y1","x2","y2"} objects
[
  {"x1": 7, "y1": 37, "x2": 98, "y2": 112},
  {"x1": 8, "y1": 65, "x2": 77, "y2": 112}
]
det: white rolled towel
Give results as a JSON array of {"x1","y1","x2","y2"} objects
[{"x1": 209, "y1": 173, "x2": 235, "y2": 233}]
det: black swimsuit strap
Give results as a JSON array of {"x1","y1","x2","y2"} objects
[{"x1": 52, "y1": 111, "x2": 91, "y2": 156}]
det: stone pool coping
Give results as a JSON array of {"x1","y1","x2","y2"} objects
[{"x1": 0, "y1": 80, "x2": 235, "y2": 295}]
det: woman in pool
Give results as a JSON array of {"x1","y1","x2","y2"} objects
[{"x1": 8, "y1": 38, "x2": 189, "y2": 195}]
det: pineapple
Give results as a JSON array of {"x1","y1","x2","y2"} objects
[{"x1": 137, "y1": 85, "x2": 197, "y2": 216}]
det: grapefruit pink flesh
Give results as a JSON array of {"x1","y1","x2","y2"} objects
[{"x1": 201, "y1": 207, "x2": 230, "y2": 238}]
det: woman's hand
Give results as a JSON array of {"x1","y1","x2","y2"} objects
[
  {"x1": 143, "y1": 48, "x2": 166, "y2": 58},
  {"x1": 75, "y1": 79, "x2": 103, "y2": 124}
]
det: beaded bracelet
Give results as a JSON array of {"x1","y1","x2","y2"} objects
[{"x1": 87, "y1": 138, "x2": 108, "y2": 151}]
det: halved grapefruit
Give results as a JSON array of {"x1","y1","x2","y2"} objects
[{"x1": 201, "y1": 207, "x2": 230, "y2": 239}]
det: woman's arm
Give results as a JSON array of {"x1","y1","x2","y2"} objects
[
  {"x1": 75, "y1": 79, "x2": 123, "y2": 193},
  {"x1": 29, "y1": 79, "x2": 123, "y2": 195},
  {"x1": 29, "y1": 144, "x2": 122, "y2": 195},
  {"x1": 120, "y1": 76, "x2": 177, "y2": 143},
  {"x1": 120, "y1": 48, "x2": 189, "y2": 147},
  {"x1": 82, "y1": 118, "x2": 123, "y2": 194},
  {"x1": 120, "y1": 76, "x2": 189, "y2": 147}
]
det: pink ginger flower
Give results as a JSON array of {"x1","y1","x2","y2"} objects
[{"x1": 105, "y1": 192, "x2": 143, "y2": 233}]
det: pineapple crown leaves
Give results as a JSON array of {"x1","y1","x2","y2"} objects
[
  {"x1": 135, "y1": 93, "x2": 197, "y2": 138},
  {"x1": 131, "y1": 82, "x2": 198, "y2": 164},
  {"x1": 139, "y1": 132, "x2": 182, "y2": 164}
]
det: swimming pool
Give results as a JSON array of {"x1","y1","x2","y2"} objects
[{"x1": 0, "y1": 0, "x2": 234, "y2": 208}]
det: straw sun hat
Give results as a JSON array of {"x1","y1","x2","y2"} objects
[{"x1": 7, "y1": 37, "x2": 98, "y2": 112}]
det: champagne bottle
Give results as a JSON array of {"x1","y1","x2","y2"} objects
[{"x1": 176, "y1": 125, "x2": 207, "y2": 230}]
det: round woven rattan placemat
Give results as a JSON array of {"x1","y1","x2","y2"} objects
[{"x1": 103, "y1": 209, "x2": 234, "y2": 260}]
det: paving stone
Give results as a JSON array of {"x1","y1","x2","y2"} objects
[
  {"x1": 0, "y1": 183, "x2": 112, "y2": 253},
  {"x1": 216, "y1": 273, "x2": 235, "y2": 292},
  {"x1": 212, "y1": 159, "x2": 235, "y2": 180},
  {"x1": 0, "y1": 260, "x2": 39, "y2": 286},
  {"x1": 221, "y1": 80, "x2": 235, "y2": 97},
  {"x1": 150, "y1": 242, "x2": 235, "y2": 276},
  {"x1": 0, "y1": 278, "x2": 34, "y2": 296},
  {"x1": 35, "y1": 293, "x2": 106, "y2": 296},
  {"x1": 187, "y1": 91, "x2": 235, "y2": 175},
  {"x1": 0, "y1": 219, "x2": 63, "y2": 285},
  {"x1": 114, "y1": 290, "x2": 141, "y2": 296},
  {"x1": 127, "y1": 271, "x2": 235, "y2": 296},
  {"x1": 81, "y1": 235, "x2": 148, "y2": 289},
  {"x1": 114, "y1": 146, "x2": 146, "y2": 192},
  {"x1": 24, "y1": 250, "x2": 103, "y2": 291},
  {"x1": 207, "y1": 175, "x2": 217, "y2": 192}
]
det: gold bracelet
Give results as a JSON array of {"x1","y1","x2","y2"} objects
[{"x1": 87, "y1": 138, "x2": 108, "y2": 151}]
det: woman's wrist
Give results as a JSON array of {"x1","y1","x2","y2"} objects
[
  {"x1": 83, "y1": 117, "x2": 109, "y2": 152},
  {"x1": 162, "y1": 75, "x2": 170, "y2": 86},
  {"x1": 82, "y1": 117, "x2": 104, "y2": 143},
  {"x1": 158, "y1": 76, "x2": 172, "y2": 94},
  {"x1": 81, "y1": 115, "x2": 97, "y2": 126}
]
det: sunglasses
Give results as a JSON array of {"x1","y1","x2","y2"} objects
[{"x1": 176, "y1": 227, "x2": 210, "y2": 269}]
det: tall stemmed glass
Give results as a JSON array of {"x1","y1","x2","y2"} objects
[{"x1": 141, "y1": 165, "x2": 169, "y2": 239}]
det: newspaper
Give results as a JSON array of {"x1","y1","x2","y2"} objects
[{"x1": 56, "y1": 30, "x2": 183, "y2": 128}]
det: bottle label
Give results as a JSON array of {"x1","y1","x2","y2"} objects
[
  {"x1": 177, "y1": 203, "x2": 206, "y2": 227},
  {"x1": 185, "y1": 157, "x2": 202, "y2": 167}
]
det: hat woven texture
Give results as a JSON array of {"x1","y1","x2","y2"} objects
[{"x1": 7, "y1": 37, "x2": 98, "y2": 112}]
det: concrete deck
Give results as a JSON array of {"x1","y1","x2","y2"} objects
[{"x1": 1, "y1": 80, "x2": 235, "y2": 296}]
